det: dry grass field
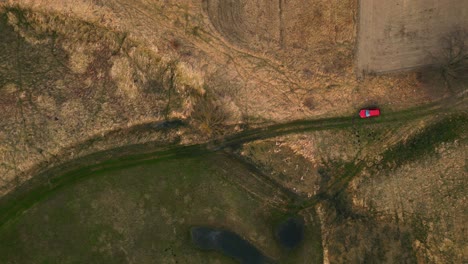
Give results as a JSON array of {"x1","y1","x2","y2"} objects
[
  {"x1": 0, "y1": 0, "x2": 440, "y2": 196},
  {"x1": 240, "y1": 115, "x2": 467, "y2": 263}
]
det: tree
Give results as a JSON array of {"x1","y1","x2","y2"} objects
[{"x1": 438, "y1": 28, "x2": 468, "y2": 91}]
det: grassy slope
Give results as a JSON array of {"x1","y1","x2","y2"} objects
[
  {"x1": 0, "y1": 154, "x2": 322, "y2": 263},
  {"x1": 380, "y1": 114, "x2": 467, "y2": 170},
  {"x1": 238, "y1": 113, "x2": 466, "y2": 263},
  {"x1": 323, "y1": 114, "x2": 466, "y2": 262}
]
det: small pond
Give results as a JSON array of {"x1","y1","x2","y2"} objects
[
  {"x1": 191, "y1": 227, "x2": 273, "y2": 264},
  {"x1": 275, "y1": 216, "x2": 305, "y2": 250}
]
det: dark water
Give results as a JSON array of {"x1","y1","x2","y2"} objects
[
  {"x1": 275, "y1": 216, "x2": 305, "y2": 249},
  {"x1": 191, "y1": 227, "x2": 272, "y2": 264}
]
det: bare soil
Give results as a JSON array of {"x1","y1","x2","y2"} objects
[{"x1": 357, "y1": 0, "x2": 468, "y2": 73}]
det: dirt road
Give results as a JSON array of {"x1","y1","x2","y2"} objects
[{"x1": 1, "y1": 93, "x2": 464, "y2": 228}]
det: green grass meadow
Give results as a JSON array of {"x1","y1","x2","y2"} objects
[{"x1": 0, "y1": 154, "x2": 322, "y2": 263}]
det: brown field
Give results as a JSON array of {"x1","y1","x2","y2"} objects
[
  {"x1": 357, "y1": 0, "x2": 468, "y2": 73},
  {"x1": 205, "y1": 0, "x2": 356, "y2": 73}
]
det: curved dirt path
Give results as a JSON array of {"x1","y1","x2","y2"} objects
[{"x1": 0, "y1": 93, "x2": 464, "y2": 229}]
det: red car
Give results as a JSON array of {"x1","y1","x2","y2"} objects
[{"x1": 359, "y1": 108, "x2": 380, "y2": 118}]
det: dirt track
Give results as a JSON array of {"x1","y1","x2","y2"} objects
[
  {"x1": 0, "y1": 0, "x2": 436, "y2": 200},
  {"x1": 357, "y1": 0, "x2": 468, "y2": 74},
  {"x1": 1, "y1": 92, "x2": 462, "y2": 227}
]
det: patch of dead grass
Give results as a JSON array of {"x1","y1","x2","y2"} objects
[
  {"x1": 110, "y1": 56, "x2": 139, "y2": 99},
  {"x1": 351, "y1": 141, "x2": 467, "y2": 263}
]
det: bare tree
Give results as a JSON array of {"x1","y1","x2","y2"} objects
[{"x1": 438, "y1": 28, "x2": 468, "y2": 90}]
